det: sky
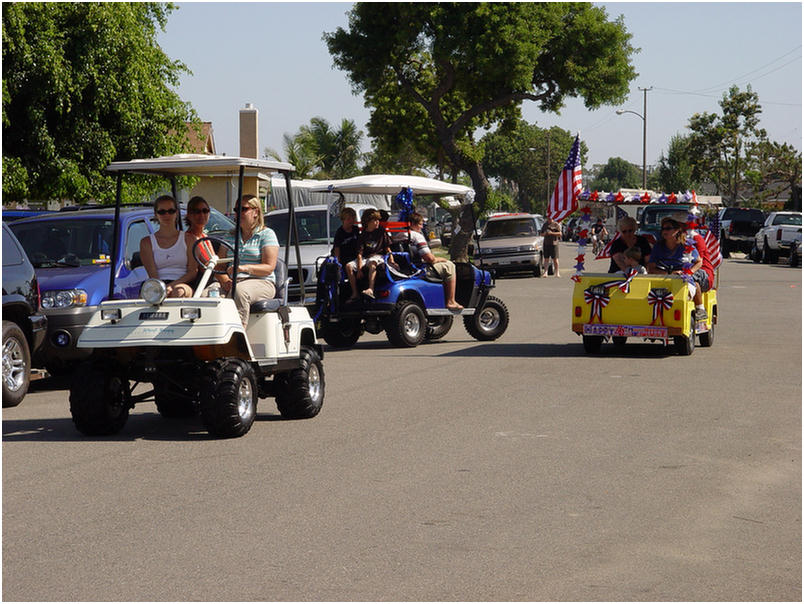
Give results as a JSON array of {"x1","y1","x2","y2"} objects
[{"x1": 156, "y1": 2, "x2": 802, "y2": 172}]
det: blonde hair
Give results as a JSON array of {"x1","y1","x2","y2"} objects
[
  {"x1": 618, "y1": 216, "x2": 637, "y2": 231},
  {"x1": 238, "y1": 194, "x2": 264, "y2": 231},
  {"x1": 624, "y1": 246, "x2": 642, "y2": 262}
]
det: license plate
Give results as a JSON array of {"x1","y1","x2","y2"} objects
[
  {"x1": 139, "y1": 311, "x2": 168, "y2": 320},
  {"x1": 583, "y1": 323, "x2": 668, "y2": 339}
]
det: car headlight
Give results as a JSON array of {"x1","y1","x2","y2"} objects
[
  {"x1": 519, "y1": 245, "x2": 536, "y2": 252},
  {"x1": 41, "y1": 289, "x2": 88, "y2": 309},
  {"x1": 140, "y1": 279, "x2": 167, "y2": 305}
]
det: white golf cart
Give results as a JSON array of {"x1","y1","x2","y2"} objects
[{"x1": 68, "y1": 155, "x2": 324, "y2": 438}]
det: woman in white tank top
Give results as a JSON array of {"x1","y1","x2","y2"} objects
[{"x1": 139, "y1": 195, "x2": 198, "y2": 298}]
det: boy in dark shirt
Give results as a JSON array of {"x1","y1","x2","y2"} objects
[
  {"x1": 345, "y1": 208, "x2": 392, "y2": 301},
  {"x1": 332, "y1": 207, "x2": 359, "y2": 265}
]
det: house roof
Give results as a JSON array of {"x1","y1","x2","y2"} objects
[{"x1": 185, "y1": 122, "x2": 216, "y2": 154}]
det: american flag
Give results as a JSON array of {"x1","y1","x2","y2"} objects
[
  {"x1": 706, "y1": 214, "x2": 723, "y2": 268},
  {"x1": 548, "y1": 134, "x2": 582, "y2": 222}
]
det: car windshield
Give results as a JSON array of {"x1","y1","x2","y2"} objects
[
  {"x1": 483, "y1": 218, "x2": 538, "y2": 238},
  {"x1": 772, "y1": 214, "x2": 802, "y2": 226},
  {"x1": 206, "y1": 208, "x2": 234, "y2": 236},
  {"x1": 10, "y1": 218, "x2": 115, "y2": 268},
  {"x1": 264, "y1": 210, "x2": 341, "y2": 246}
]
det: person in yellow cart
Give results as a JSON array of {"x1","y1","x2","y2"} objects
[{"x1": 646, "y1": 216, "x2": 700, "y2": 302}]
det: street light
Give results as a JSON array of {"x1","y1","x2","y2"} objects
[{"x1": 616, "y1": 86, "x2": 652, "y2": 189}]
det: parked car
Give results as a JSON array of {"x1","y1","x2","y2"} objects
[
  {"x1": 788, "y1": 231, "x2": 801, "y2": 268},
  {"x1": 718, "y1": 207, "x2": 766, "y2": 257},
  {"x1": 2, "y1": 222, "x2": 47, "y2": 406},
  {"x1": 475, "y1": 213, "x2": 545, "y2": 277},
  {"x1": 264, "y1": 203, "x2": 378, "y2": 303},
  {"x1": 750, "y1": 211, "x2": 802, "y2": 264},
  {"x1": 9, "y1": 204, "x2": 234, "y2": 374}
]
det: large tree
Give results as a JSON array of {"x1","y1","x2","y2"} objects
[
  {"x1": 588, "y1": 156, "x2": 642, "y2": 192},
  {"x1": 326, "y1": 2, "x2": 637, "y2": 259},
  {"x1": 2, "y1": 2, "x2": 196, "y2": 203},
  {"x1": 686, "y1": 85, "x2": 765, "y2": 205},
  {"x1": 652, "y1": 134, "x2": 696, "y2": 194}
]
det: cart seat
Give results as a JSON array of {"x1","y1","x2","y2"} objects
[{"x1": 250, "y1": 258, "x2": 290, "y2": 313}]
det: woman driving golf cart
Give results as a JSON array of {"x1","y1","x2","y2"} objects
[{"x1": 216, "y1": 194, "x2": 280, "y2": 327}]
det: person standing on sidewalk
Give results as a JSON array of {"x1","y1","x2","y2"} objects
[{"x1": 541, "y1": 217, "x2": 562, "y2": 277}]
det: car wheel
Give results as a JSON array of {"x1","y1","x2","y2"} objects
[
  {"x1": 582, "y1": 335, "x2": 603, "y2": 354},
  {"x1": 200, "y1": 358, "x2": 257, "y2": 438},
  {"x1": 674, "y1": 312, "x2": 696, "y2": 356},
  {"x1": 275, "y1": 346, "x2": 325, "y2": 419},
  {"x1": 321, "y1": 318, "x2": 361, "y2": 348},
  {"x1": 533, "y1": 254, "x2": 543, "y2": 278},
  {"x1": 69, "y1": 362, "x2": 130, "y2": 435},
  {"x1": 425, "y1": 316, "x2": 454, "y2": 341},
  {"x1": 699, "y1": 323, "x2": 715, "y2": 347},
  {"x1": 612, "y1": 336, "x2": 627, "y2": 348},
  {"x1": 154, "y1": 378, "x2": 198, "y2": 418},
  {"x1": 762, "y1": 238, "x2": 772, "y2": 264},
  {"x1": 2, "y1": 321, "x2": 30, "y2": 408},
  {"x1": 464, "y1": 295, "x2": 509, "y2": 341}
]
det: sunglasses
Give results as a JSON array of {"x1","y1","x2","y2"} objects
[
  {"x1": 190, "y1": 208, "x2": 210, "y2": 214},
  {"x1": 661, "y1": 225, "x2": 677, "y2": 230},
  {"x1": 620, "y1": 228, "x2": 635, "y2": 233},
  {"x1": 234, "y1": 206, "x2": 256, "y2": 214},
  {"x1": 156, "y1": 208, "x2": 177, "y2": 216}
]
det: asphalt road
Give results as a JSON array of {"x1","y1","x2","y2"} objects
[{"x1": 3, "y1": 245, "x2": 801, "y2": 601}]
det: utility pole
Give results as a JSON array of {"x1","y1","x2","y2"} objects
[{"x1": 639, "y1": 86, "x2": 652, "y2": 189}]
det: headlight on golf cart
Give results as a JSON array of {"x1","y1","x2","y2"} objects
[{"x1": 140, "y1": 279, "x2": 167, "y2": 305}]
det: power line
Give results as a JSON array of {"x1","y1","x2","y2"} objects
[{"x1": 692, "y1": 45, "x2": 801, "y2": 94}]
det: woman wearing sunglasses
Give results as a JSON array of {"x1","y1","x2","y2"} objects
[
  {"x1": 607, "y1": 216, "x2": 652, "y2": 273},
  {"x1": 647, "y1": 216, "x2": 701, "y2": 300},
  {"x1": 217, "y1": 194, "x2": 279, "y2": 327},
  {"x1": 140, "y1": 195, "x2": 198, "y2": 298}
]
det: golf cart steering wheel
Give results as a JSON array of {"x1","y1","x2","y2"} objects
[{"x1": 192, "y1": 236, "x2": 235, "y2": 275}]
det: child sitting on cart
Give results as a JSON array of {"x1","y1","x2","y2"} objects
[{"x1": 622, "y1": 246, "x2": 648, "y2": 275}]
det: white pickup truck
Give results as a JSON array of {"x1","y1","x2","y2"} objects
[{"x1": 751, "y1": 211, "x2": 802, "y2": 264}]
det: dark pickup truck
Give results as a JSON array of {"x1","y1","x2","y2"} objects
[{"x1": 718, "y1": 207, "x2": 766, "y2": 257}]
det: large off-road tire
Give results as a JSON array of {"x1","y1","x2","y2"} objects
[
  {"x1": 464, "y1": 295, "x2": 509, "y2": 341},
  {"x1": 154, "y1": 378, "x2": 198, "y2": 418},
  {"x1": 385, "y1": 301, "x2": 427, "y2": 347},
  {"x1": 200, "y1": 358, "x2": 257, "y2": 438},
  {"x1": 2, "y1": 321, "x2": 30, "y2": 408},
  {"x1": 321, "y1": 319, "x2": 361, "y2": 348},
  {"x1": 425, "y1": 316, "x2": 454, "y2": 341},
  {"x1": 275, "y1": 347, "x2": 325, "y2": 419},
  {"x1": 582, "y1": 335, "x2": 603, "y2": 354},
  {"x1": 69, "y1": 362, "x2": 130, "y2": 435}
]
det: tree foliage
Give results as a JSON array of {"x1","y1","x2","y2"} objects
[
  {"x1": 325, "y1": 2, "x2": 637, "y2": 259},
  {"x1": 266, "y1": 117, "x2": 364, "y2": 179},
  {"x1": 482, "y1": 121, "x2": 583, "y2": 215},
  {"x1": 588, "y1": 156, "x2": 642, "y2": 192},
  {"x1": 2, "y1": 2, "x2": 197, "y2": 203},
  {"x1": 652, "y1": 134, "x2": 696, "y2": 193}
]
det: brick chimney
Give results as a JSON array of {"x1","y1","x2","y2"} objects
[{"x1": 239, "y1": 103, "x2": 258, "y2": 198}]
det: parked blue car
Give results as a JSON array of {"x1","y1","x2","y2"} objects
[{"x1": 9, "y1": 204, "x2": 233, "y2": 374}]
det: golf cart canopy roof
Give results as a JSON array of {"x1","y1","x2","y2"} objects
[
  {"x1": 309, "y1": 174, "x2": 473, "y2": 198},
  {"x1": 105, "y1": 154, "x2": 295, "y2": 176}
]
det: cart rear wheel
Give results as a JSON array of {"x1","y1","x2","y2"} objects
[
  {"x1": 275, "y1": 347, "x2": 325, "y2": 419},
  {"x1": 425, "y1": 316, "x2": 453, "y2": 341},
  {"x1": 321, "y1": 318, "x2": 361, "y2": 348},
  {"x1": 69, "y1": 362, "x2": 130, "y2": 436},
  {"x1": 582, "y1": 335, "x2": 603, "y2": 353},
  {"x1": 674, "y1": 313, "x2": 696, "y2": 355}
]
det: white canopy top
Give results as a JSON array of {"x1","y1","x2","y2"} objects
[
  {"x1": 308, "y1": 174, "x2": 473, "y2": 197},
  {"x1": 105, "y1": 154, "x2": 295, "y2": 176}
]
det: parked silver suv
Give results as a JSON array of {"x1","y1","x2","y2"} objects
[{"x1": 476, "y1": 213, "x2": 545, "y2": 277}]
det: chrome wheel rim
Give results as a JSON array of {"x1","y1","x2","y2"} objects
[
  {"x1": 307, "y1": 362, "x2": 322, "y2": 402},
  {"x1": 237, "y1": 378, "x2": 254, "y2": 421},
  {"x1": 478, "y1": 307, "x2": 501, "y2": 333},
  {"x1": 2, "y1": 337, "x2": 26, "y2": 393},
  {"x1": 403, "y1": 311, "x2": 422, "y2": 339}
]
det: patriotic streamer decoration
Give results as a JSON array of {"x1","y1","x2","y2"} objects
[
  {"x1": 571, "y1": 205, "x2": 593, "y2": 282},
  {"x1": 647, "y1": 289, "x2": 674, "y2": 326},
  {"x1": 584, "y1": 287, "x2": 610, "y2": 323},
  {"x1": 596, "y1": 231, "x2": 620, "y2": 259},
  {"x1": 395, "y1": 187, "x2": 414, "y2": 222},
  {"x1": 598, "y1": 268, "x2": 639, "y2": 294}
]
